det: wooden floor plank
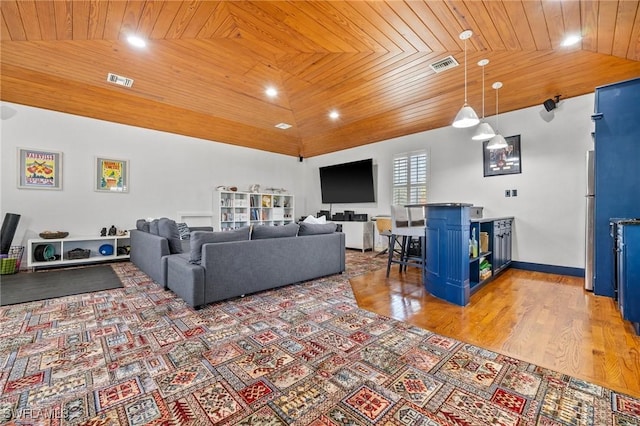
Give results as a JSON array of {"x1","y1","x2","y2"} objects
[{"x1": 349, "y1": 265, "x2": 640, "y2": 397}]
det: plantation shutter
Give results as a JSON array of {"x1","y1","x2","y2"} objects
[{"x1": 392, "y1": 151, "x2": 428, "y2": 205}]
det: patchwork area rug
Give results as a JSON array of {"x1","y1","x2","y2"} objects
[{"x1": 0, "y1": 252, "x2": 639, "y2": 425}]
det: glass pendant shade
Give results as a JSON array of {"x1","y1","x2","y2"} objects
[
  {"x1": 452, "y1": 30, "x2": 479, "y2": 129},
  {"x1": 452, "y1": 105, "x2": 480, "y2": 128},
  {"x1": 486, "y1": 134, "x2": 508, "y2": 150},
  {"x1": 472, "y1": 121, "x2": 496, "y2": 140}
]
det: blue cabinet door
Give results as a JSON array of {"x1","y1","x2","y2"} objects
[{"x1": 593, "y1": 77, "x2": 640, "y2": 297}]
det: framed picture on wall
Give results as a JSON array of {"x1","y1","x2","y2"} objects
[
  {"x1": 95, "y1": 157, "x2": 129, "y2": 192},
  {"x1": 483, "y1": 135, "x2": 522, "y2": 177},
  {"x1": 17, "y1": 148, "x2": 63, "y2": 190}
]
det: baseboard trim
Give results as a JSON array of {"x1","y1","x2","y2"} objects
[{"x1": 510, "y1": 261, "x2": 584, "y2": 277}]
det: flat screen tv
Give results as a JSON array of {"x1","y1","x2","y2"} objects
[{"x1": 319, "y1": 159, "x2": 375, "y2": 204}]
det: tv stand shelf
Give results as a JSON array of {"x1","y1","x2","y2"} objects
[{"x1": 27, "y1": 234, "x2": 130, "y2": 269}]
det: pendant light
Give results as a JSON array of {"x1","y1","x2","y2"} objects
[
  {"x1": 472, "y1": 59, "x2": 496, "y2": 140},
  {"x1": 486, "y1": 82, "x2": 508, "y2": 150},
  {"x1": 452, "y1": 30, "x2": 480, "y2": 128}
]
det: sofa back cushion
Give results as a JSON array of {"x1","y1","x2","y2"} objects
[
  {"x1": 189, "y1": 227, "x2": 250, "y2": 264},
  {"x1": 298, "y1": 222, "x2": 337, "y2": 236},
  {"x1": 136, "y1": 219, "x2": 150, "y2": 233},
  {"x1": 149, "y1": 219, "x2": 160, "y2": 235},
  {"x1": 158, "y1": 218, "x2": 183, "y2": 254},
  {"x1": 251, "y1": 223, "x2": 299, "y2": 240}
]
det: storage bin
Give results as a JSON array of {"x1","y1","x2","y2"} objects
[
  {"x1": 67, "y1": 248, "x2": 91, "y2": 260},
  {"x1": 0, "y1": 246, "x2": 24, "y2": 274},
  {"x1": 480, "y1": 232, "x2": 489, "y2": 253}
]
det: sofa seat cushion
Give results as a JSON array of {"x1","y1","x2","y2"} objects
[
  {"x1": 190, "y1": 227, "x2": 250, "y2": 264},
  {"x1": 251, "y1": 223, "x2": 299, "y2": 240},
  {"x1": 158, "y1": 218, "x2": 183, "y2": 254},
  {"x1": 298, "y1": 222, "x2": 337, "y2": 235}
]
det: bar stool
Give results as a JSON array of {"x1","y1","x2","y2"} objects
[{"x1": 386, "y1": 205, "x2": 425, "y2": 277}]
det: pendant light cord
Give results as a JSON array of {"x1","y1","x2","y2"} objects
[
  {"x1": 464, "y1": 38, "x2": 468, "y2": 103},
  {"x1": 495, "y1": 86, "x2": 499, "y2": 131},
  {"x1": 481, "y1": 64, "x2": 485, "y2": 118}
]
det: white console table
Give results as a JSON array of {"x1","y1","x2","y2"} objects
[{"x1": 333, "y1": 221, "x2": 374, "y2": 252}]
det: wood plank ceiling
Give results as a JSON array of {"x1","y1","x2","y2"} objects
[{"x1": 2, "y1": 1, "x2": 639, "y2": 158}]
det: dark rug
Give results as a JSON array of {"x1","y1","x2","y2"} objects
[
  {"x1": 0, "y1": 264, "x2": 123, "y2": 306},
  {"x1": 0, "y1": 255, "x2": 638, "y2": 425}
]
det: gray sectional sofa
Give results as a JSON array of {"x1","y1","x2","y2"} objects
[{"x1": 131, "y1": 219, "x2": 346, "y2": 308}]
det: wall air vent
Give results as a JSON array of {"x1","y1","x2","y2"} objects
[
  {"x1": 106, "y1": 73, "x2": 134, "y2": 88},
  {"x1": 275, "y1": 123, "x2": 292, "y2": 130},
  {"x1": 429, "y1": 56, "x2": 459, "y2": 73}
]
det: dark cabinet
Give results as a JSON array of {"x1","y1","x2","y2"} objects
[
  {"x1": 617, "y1": 221, "x2": 640, "y2": 335},
  {"x1": 494, "y1": 219, "x2": 513, "y2": 273}
]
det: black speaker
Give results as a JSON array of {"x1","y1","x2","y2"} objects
[
  {"x1": 299, "y1": 156, "x2": 303, "y2": 162},
  {"x1": 0, "y1": 213, "x2": 21, "y2": 255},
  {"x1": 543, "y1": 95, "x2": 560, "y2": 112},
  {"x1": 543, "y1": 99, "x2": 556, "y2": 112}
]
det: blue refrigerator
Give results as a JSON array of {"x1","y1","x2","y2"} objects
[{"x1": 591, "y1": 77, "x2": 640, "y2": 297}]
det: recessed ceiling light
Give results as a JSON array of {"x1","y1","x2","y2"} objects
[
  {"x1": 275, "y1": 122, "x2": 292, "y2": 129},
  {"x1": 329, "y1": 110, "x2": 340, "y2": 120},
  {"x1": 265, "y1": 87, "x2": 278, "y2": 97},
  {"x1": 127, "y1": 35, "x2": 146, "y2": 48},
  {"x1": 561, "y1": 34, "x2": 582, "y2": 47}
]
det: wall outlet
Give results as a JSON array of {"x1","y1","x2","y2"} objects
[
  {"x1": 505, "y1": 189, "x2": 511, "y2": 197},
  {"x1": 512, "y1": 189, "x2": 518, "y2": 197}
]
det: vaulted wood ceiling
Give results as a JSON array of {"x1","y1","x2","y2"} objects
[{"x1": 2, "y1": 1, "x2": 639, "y2": 158}]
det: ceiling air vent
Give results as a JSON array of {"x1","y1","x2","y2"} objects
[
  {"x1": 429, "y1": 56, "x2": 459, "y2": 73},
  {"x1": 107, "y1": 73, "x2": 134, "y2": 88}
]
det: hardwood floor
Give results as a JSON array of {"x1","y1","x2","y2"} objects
[{"x1": 349, "y1": 266, "x2": 640, "y2": 398}]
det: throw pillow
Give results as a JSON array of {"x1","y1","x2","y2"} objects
[
  {"x1": 189, "y1": 227, "x2": 250, "y2": 264},
  {"x1": 302, "y1": 215, "x2": 327, "y2": 224},
  {"x1": 298, "y1": 222, "x2": 337, "y2": 236},
  {"x1": 136, "y1": 219, "x2": 150, "y2": 233},
  {"x1": 158, "y1": 218, "x2": 183, "y2": 254},
  {"x1": 251, "y1": 223, "x2": 299, "y2": 240},
  {"x1": 149, "y1": 219, "x2": 160, "y2": 235},
  {"x1": 177, "y1": 222, "x2": 190, "y2": 240}
]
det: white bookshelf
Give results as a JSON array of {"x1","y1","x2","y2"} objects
[{"x1": 214, "y1": 190, "x2": 294, "y2": 231}]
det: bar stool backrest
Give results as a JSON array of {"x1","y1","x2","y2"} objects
[{"x1": 391, "y1": 205, "x2": 424, "y2": 238}]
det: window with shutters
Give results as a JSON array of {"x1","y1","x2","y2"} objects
[{"x1": 392, "y1": 151, "x2": 428, "y2": 205}]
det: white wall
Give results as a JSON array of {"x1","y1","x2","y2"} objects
[
  {"x1": 303, "y1": 94, "x2": 595, "y2": 269},
  {"x1": 1, "y1": 103, "x2": 304, "y2": 246},
  {"x1": 2, "y1": 95, "x2": 594, "y2": 269}
]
